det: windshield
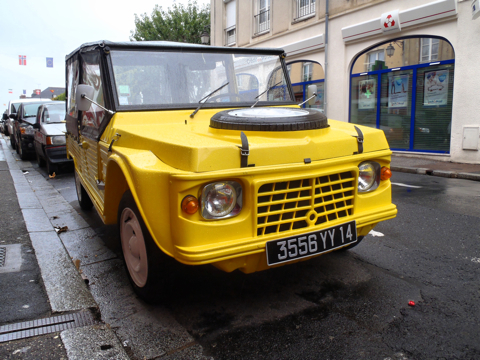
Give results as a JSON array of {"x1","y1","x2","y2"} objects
[
  {"x1": 43, "y1": 105, "x2": 66, "y2": 123},
  {"x1": 110, "y1": 50, "x2": 292, "y2": 108},
  {"x1": 22, "y1": 103, "x2": 43, "y2": 124}
]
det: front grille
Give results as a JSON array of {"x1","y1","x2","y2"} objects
[{"x1": 257, "y1": 171, "x2": 355, "y2": 236}]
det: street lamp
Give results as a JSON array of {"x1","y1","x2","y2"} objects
[
  {"x1": 200, "y1": 26, "x2": 210, "y2": 45},
  {"x1": 386, "y1": 43, "x2": 395, "y2": 57}
]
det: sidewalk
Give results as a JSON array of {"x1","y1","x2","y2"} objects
[
  {"x1": 391, "y1": 154, "x2": 480, "y2": 181},
  {"x1": 0, "y1": 138, "x2": 130, "y2": 360}
]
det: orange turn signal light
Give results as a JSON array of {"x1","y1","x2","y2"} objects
[
  {"x1": 380, "y1": 166, "x2": 392, "y2": 181},
  {"x1": 181, "y1": 195, "x2": 199, "y2": 215}
]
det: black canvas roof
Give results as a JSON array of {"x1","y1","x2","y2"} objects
[{"x1": 65, "y1": 40, "x2": 285, "y2": 61}]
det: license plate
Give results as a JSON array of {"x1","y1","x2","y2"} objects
[{"x1": 266, "y1": 221, "x2": 357, "y2": 266}]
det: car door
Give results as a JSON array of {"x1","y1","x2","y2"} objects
[
  {"x1": 13, "y1": 104, "x2": 24, "y2": 145},
  {"x1": 34, "y1": 106, "x2": 44, "y2": 155},
  {"x1": 77, "y1": 50, "x2": 108, "y2": 213}
]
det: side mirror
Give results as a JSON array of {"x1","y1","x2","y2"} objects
[
  {"x1": 76, "y1": 84, "x2": 95, "y2": 112},
  {"x1": 307, "y1": 85, "x2": 317, "y2": 106},
  {"x1": 9, "y1": 113, "x2": 17, "y2": 120},
  {"x1": 2, "y1": 113, "x2": 7, "y2": 121},
  {"x1": 32, "y1": 123, "x2": 40, "y2": 129}
]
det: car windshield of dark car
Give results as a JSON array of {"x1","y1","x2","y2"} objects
[
  {"x1": 110, "y1": 50, "x2": 293, "y2": 108},
  {"x1": 44, "y1": 105, "x2": 66, "y2": 123},
  {"x1": 22, "y1": 104, "x2": 43, "y2": 124}
]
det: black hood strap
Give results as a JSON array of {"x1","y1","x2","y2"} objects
[
  {"x1": 239, "y1": 131, "x2": 250, "y2": 168},
  {"x1": 353, "y1": 126, "x2": 364, "y2": 154}
]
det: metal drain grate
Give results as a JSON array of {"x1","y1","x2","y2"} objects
[
  {"x1": 0, "y1": 311, "x2": 97, "y2": 343},
  {"x1": 0, "y1": 247, "x2": 6, "y2": 267}
]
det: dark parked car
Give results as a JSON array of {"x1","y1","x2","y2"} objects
[
  {"x1": 5, "y1": 98, "x2": 51, "y2": 139},
  {"x1": 33, "y1": 102, "x2": 71, "y2": 174},
  {"x1": 13, "y1": 102, "x2": 46, "y2": 160},
  {"x1": 1, "y1": 110, "x2": 7, "y2": 133}
]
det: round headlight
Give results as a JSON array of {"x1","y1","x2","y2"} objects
[
  {"x1": 201, "y1": 181, "x2": 242, "y2": 219},
  {"x1": 51, "y1": 135, "x2": 66, "y2": 145},
  {"x1": 358, "y1": 162, "x2": 380, "y2": 192}
]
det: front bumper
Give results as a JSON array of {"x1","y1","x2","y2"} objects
[
  {"x1": 45, "y1": 145, "x2": 72, "y2": 164},
  {"x1": 140, "y1": 150, "x2": 397, "y2": 273}
]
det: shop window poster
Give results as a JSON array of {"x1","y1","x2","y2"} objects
[
  {"x1": 424, "y1": 70, "x2": 449, "y2": 106},
  {"x1": 358, "y1": 79, "x2": 376, "y2": 109},
  {"x1": 388, "y1": 75, "x2": 409, "y2": 108},
  {"x1": 314, "y1": 82, "x2": 324, "y2": 109}
]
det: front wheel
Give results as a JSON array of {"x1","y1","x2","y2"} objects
[
  {"x1": 19, "y1": 139, "x2": 29, "y2": 160},
  {"x1": 118, "y1": 191, "x2": 162, "y2": 303},
  {"x1": 10, "y1": 135, "x2": 16, "y2": 150},
  {"x1": 46, "y1": 160, "x2": 57, "y2": 176},
  {"x1": 36, "y1": 151, "x2": 46, "y2": 167},
  {"x1": 74, "y1": 170, "x2": 93, "y2": 210}
]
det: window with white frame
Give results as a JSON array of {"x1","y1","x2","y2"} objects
[
  {"x1": 303, "y1": 62, "x2": 313, "y2": 82},
  {"x1": 225, "y1": 0, "x2": 236, "y2": 46},
  {"x1": 420, "y1": 38, "x2": 439, "y2": 63},
  {"x1": 254, "y1": 0, "x2": 270, "y2": 35},
  {"x1": 366, "y1": 50, "x2": 385, "y2": 71},
  {"x1": 294, "y1": 0, "x2": 315, "y2": 21}
]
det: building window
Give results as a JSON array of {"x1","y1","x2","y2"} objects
[
  {"x1": 294, "y1": 0, "x2": 315, "y2": 21},
  {"x1": 254, "y1": 0, "x2": 270, "y2": 35},
  {"x1": 350, "y1": 37, "x2": 455, "y2": 154},
  {"x1": 366, "y1": 50, "x2": 385, "y2": 71},
  {"x1": 287, "y1": 60, "x2": 325, "y2": 112},
  {"x1": 225, "y1": 27, "x2": 236, "y2": 46},
  {"x1": 303, "y1": 62, "x2": 313, "y2": 82},
  {"x1": 420, "y1": 38, "x2": 439, "y2": 63},
  {"x1": 225, "y1": 0, "x2": 236, "y2": 46}
]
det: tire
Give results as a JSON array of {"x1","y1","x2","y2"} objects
[
  {"x1": 118, "y1": 190, "x2": 163, "y2": 303},
  {"x1": 338, "y1": 236, "x2": 364, "y2": 251},
  {"x1": 4, "y1": 127, "x2": 8, "y2": 137},
  {"x1": 37, "y1": 151, "x2": 46, "y2": 167},
  {"x1": 210, "y1": 107, "x2": 329, "y2": 132},
  {"x1": 10, "y1": 135, "x2": 16, "y2": 150},
  {"x1": 46, "y1": 160, "x2": 57, "y2": 175},
  {"x1": 75, "y1": 170, "x2": 93, "y2": 210},
  {"x1": 19, "y1": 139, "x2": 29, "y2": 160}
]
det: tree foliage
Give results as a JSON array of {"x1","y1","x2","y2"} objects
[
  {"x1": 54, "y1": 92, "x2": 66, "y2": 101},
  {"x1": 130, "y1": 1, "x2": 210, "y2": 44}
]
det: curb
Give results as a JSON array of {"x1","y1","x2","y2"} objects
[
  {"x1": 1, "y1": 137, "x2": 130, "y2": 360},
  {"x1": 392, "y1": 165, "x2": 480, "y2": 181}
]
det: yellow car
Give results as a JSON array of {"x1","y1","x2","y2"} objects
[{"x1": 66, "y1": 41, "x2": 396, "y2": 302}]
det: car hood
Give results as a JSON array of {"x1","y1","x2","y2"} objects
[
  {"x1": 109, "y1": 108, "x2": 390, "y2": 173},
  {"x1": 41, "y1": 122, "x2": 66, "y2": 136}
]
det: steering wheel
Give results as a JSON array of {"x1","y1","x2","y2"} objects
[{"x1": 207, "y1": 93, "x2": 246, "y2": 103}]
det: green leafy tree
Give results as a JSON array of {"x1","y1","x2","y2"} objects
[
  {"x1": 54, "y1": 92, "x2": 66, "y2": 101},
  {"x1": 130, "y1": 1, "x2": 210, "y2": 44}
]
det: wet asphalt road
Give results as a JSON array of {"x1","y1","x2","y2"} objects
[{"x1": 11, "y1": 156, "x2": 480, "y2": 359}]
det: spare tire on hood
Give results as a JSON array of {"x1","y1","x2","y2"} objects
[{"x1": 210, "y1": 107, "x2": 328, "y2": 132}]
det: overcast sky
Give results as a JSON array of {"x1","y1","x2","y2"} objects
[{"x1": 0, "y1": 0, "x2": 210, "y2": 108}]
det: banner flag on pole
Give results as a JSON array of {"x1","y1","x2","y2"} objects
[
  {"x1": 19, "y1": 55, "x2": 26, "y2": 66},
  {"x1": 46, "y1": 57, "x2": 53, "y2": 68}
]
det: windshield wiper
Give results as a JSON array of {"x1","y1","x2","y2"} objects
[
  {"x1": 190, "y1": 82, "x2": 229, "y2": 118},
  {"x1": 251, "y1": 81, "x2": 282, "y2": 108}
]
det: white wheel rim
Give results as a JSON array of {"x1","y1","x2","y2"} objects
[{"x1": 120, "y1": 208, "x2": 148, "y2": 288}]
